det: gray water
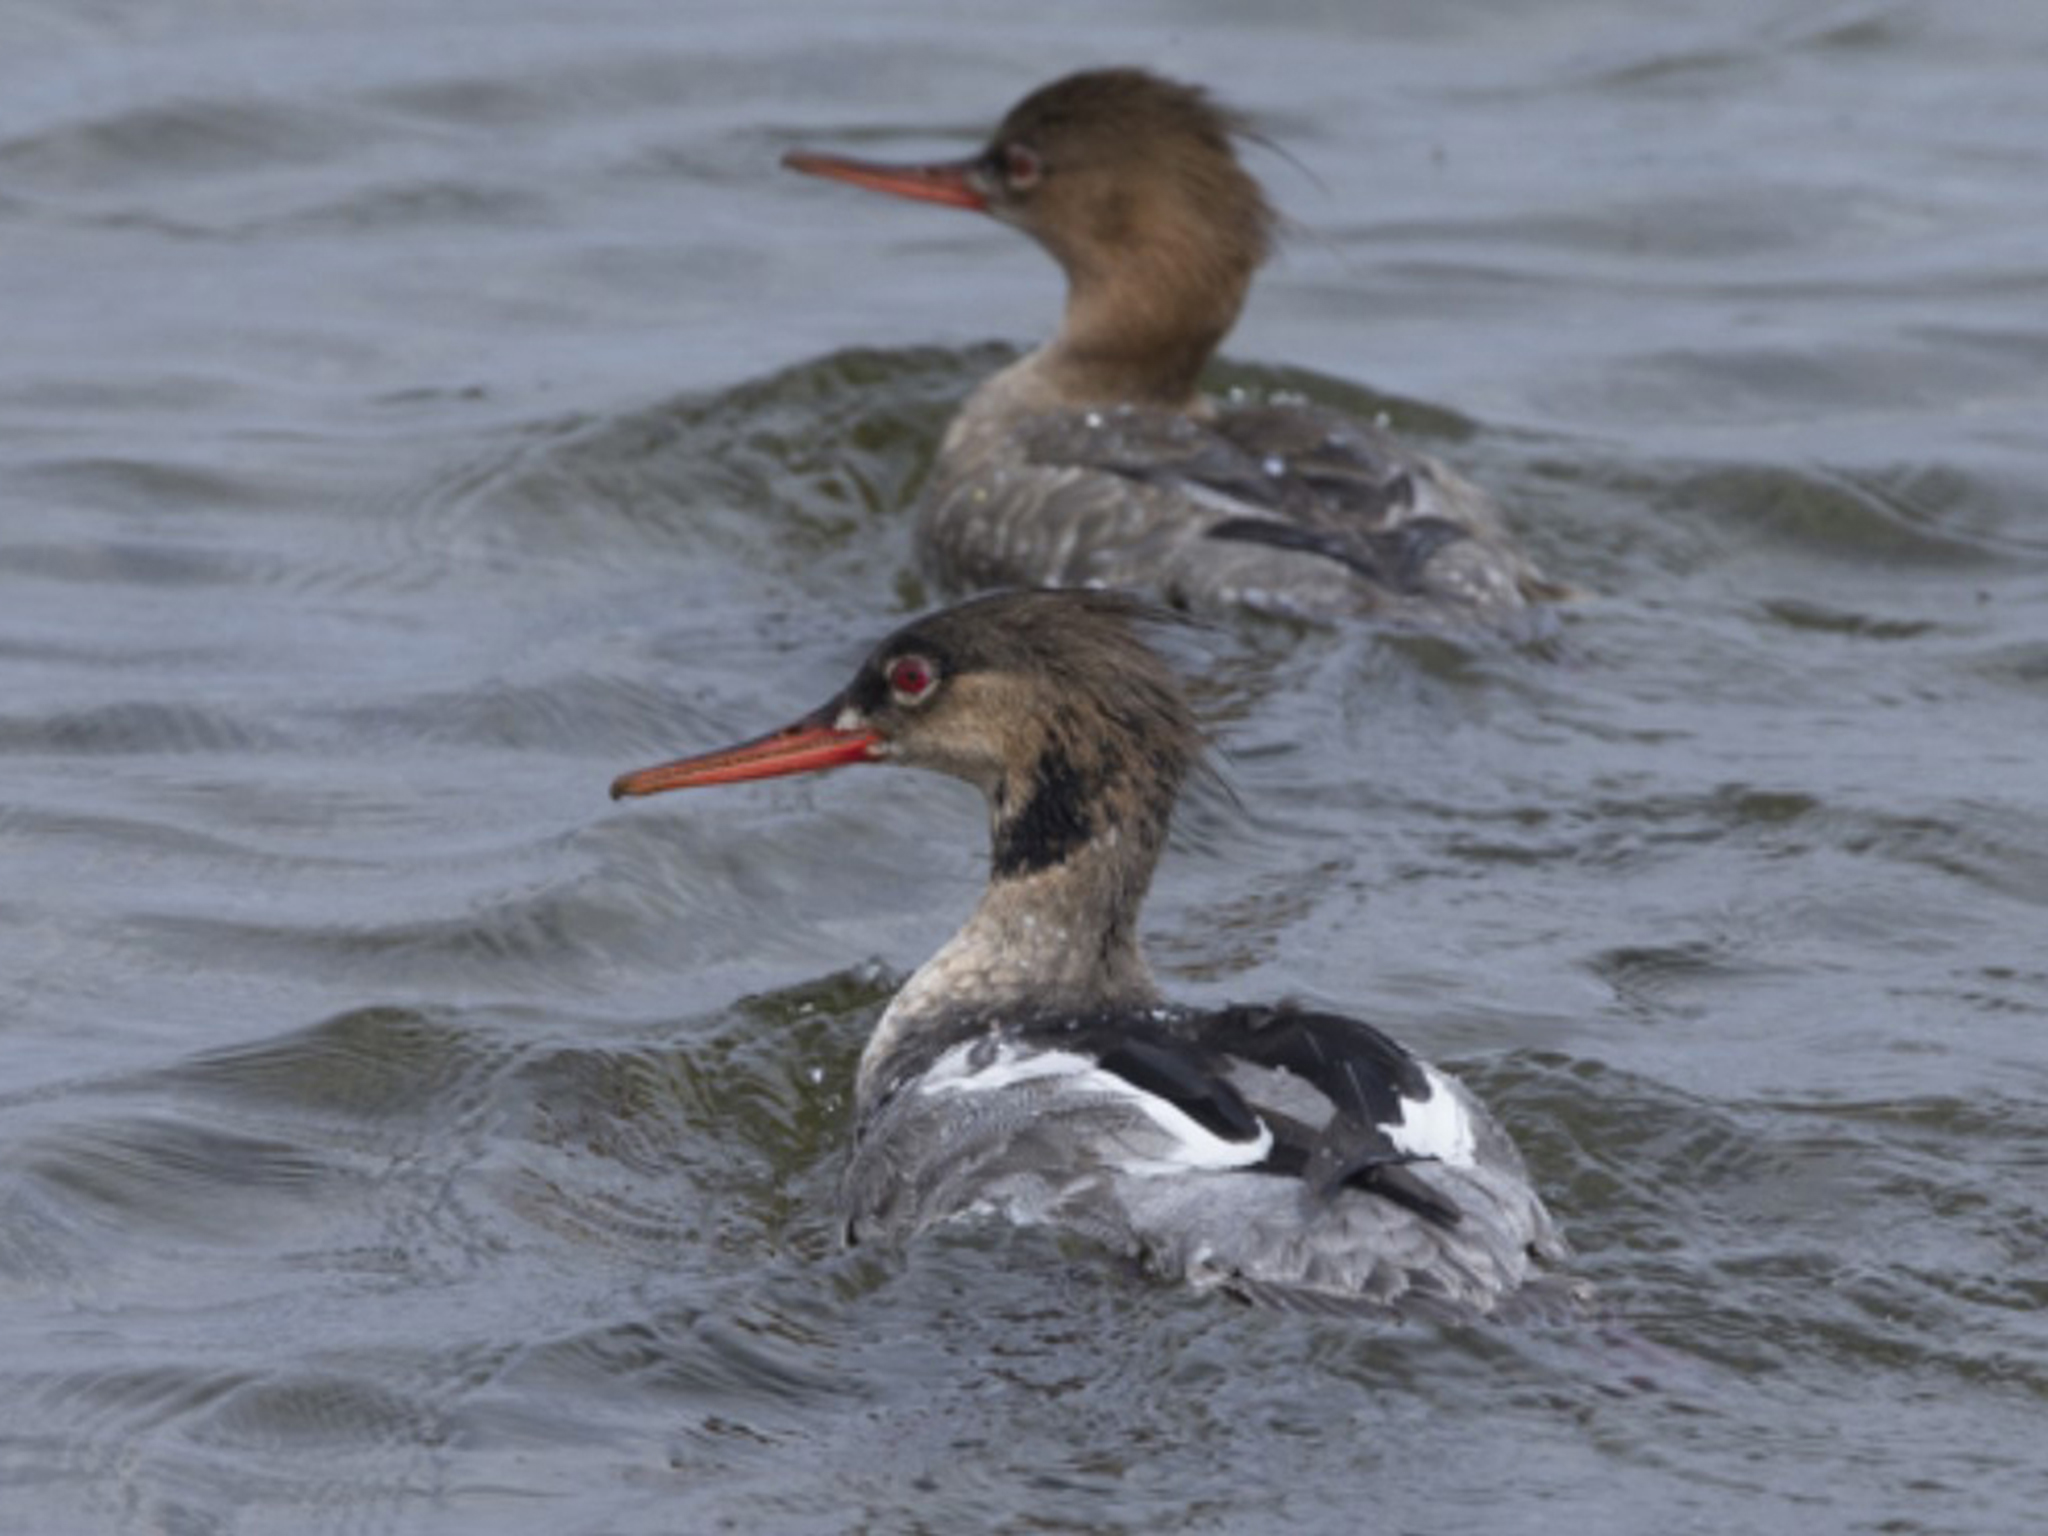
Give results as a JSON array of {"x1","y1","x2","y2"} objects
[{"x1": 4, "y1": 2, "x2": 2046, "y2": 1532}]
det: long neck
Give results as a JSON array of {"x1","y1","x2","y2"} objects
[
  {"x1": 1037, "y1": 212, "x2": 1255, "y2": 409},
  {"x1": 855, "y1": 761, "x2": 1179, "y2": 1108}
]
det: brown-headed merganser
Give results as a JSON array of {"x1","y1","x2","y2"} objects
[
  {"x1": 612, "y1": 591, "x2": 1578, "y2": 1315},
  {"x1": 784, "y1": 69, "x2": 1566, "y2": 636}
]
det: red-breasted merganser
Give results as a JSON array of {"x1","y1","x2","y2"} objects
[
  {"x1": 784, "y1": 69, "x2": 1566, "y2": 636},
  {"x1": 612, "y1": 591, "x2": 1578, "y2": 1316}
]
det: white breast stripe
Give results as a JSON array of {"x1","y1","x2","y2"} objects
[
  {"x1": 920, "y1": 1041, "x2": 1273, "y2": 1174},
  {"x1": 1384, "y1": 1066, "x2": 1477, "y2": 1168}
]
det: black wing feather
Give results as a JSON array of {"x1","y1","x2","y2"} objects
[
  {"x1": 1095, "y1": 1037, "x2": 1264, "y2": 1143},
  {"x1": 1203, "y1": 1004, "x2": 1432, "y2": 1119},
  {"x1": 1026, "y1": 1003, "x2": 1463, "y2": 1227},
  {"x1": 1326, "y1": 1153, "x2": 1464, "y2": 1228}
]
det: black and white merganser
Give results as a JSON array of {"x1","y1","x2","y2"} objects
[
  {"x1": 784, "y1": 69, "x2": 1566, "y2": 636},
  {"x1": 612, "y1": 591, "x2": 1577, "y2": 1316}
]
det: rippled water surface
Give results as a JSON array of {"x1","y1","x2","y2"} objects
[{"x1": 5, "y1": 2, "x2": 2047, "y2": 1531}]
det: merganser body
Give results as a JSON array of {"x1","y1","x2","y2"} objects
[
  {"x1": 784, "y1": 69, "x2": 1565, "y2": 635},
  {"x1": 612, "y1": 591, "x2": 1578, "y2": 1316}
]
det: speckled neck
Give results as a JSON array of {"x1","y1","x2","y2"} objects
[{"x1": 855, "y1": 777, "x2": 1177, "y2": 1110}]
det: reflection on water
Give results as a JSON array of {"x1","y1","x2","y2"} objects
[{"x1": 4, "y1": 1, "x2": 2048, "y2": 1531}]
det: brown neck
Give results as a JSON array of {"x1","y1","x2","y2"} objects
[{"x1": 1037, "y1": 214, "x2": 1255, "y2": 409}]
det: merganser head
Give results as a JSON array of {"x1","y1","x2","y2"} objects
[
  {"x1": 783, "y1": 69, "x2": 1276, "y2": 405},
  {"x1": 612, "y1": 590, "x2": 1203, "y2": 882}
]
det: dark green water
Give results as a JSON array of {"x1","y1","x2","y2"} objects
[{"x1": 3, "y1": 2, "x2": 2046, "y2": 1532}]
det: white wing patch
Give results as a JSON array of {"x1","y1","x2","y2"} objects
[
  {"x1": 1384, "y1": 1066, "x2": 1477, "y2": 1168},
  {"x1": 919, "y1": 1041, "x2": 1273, "y2": 1174}
]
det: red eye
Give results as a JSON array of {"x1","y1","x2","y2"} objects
[
  {"x1": 887, "y1": 655, "x2": 937, "y2": 703},
  {"x1": 1003, "y1": 144, "x2": 1042, "y2": 189}
]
